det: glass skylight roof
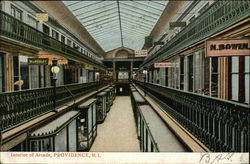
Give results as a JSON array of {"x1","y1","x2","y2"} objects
[{"x1": 63, "y1": 1, "x2": 168, "y2": 52}]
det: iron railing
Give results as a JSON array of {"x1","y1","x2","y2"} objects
[
  {"x1": 0, "y1": 10, "x2": 105, "y2": 71},
  {"x1": 0, "y1": 82, "x2": 105, "y2": 132},
  {"x1": 142, "y1": 0, "x2": 250, "y2": 67},
  {"x1": 134, "y1": 80, "x2": 250, "y2": 152}
]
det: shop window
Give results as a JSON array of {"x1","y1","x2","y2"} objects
[
  {"x1": 12, "y1": 56, "x2": 30, "y2": 91},
  {"x1": 61, "y1": 35, "x2": 65, "y2": 44},
  {"x1": 52, "y1": 29, "x2": 59, "y2": 40},
  {"x1": 77, "y1": 116, "x2": 87, "y2": 150},
  {"x1": 30, "y1": 140, "x2": 39, "y2": 151},
  {"x1": 180, "y1": 57, "x2": 184, "y2": 90},
  {"x1": 30, "y1": 65, "x2": 39, "y2": 89},
  {"x1": 42, "y1": 24, "x2": 50, "y2": 35},
  {"x1": 211, "y1": 57, "x2": 218, "y2": 97},
  {"x1": 194, "y1": 51, "x2": 202, "y2": 93},
  {"x1": 165, "y1": 68, "x2": 168, "y2": 86},
  {"x1": 171, "y1": 59, "x2": 180, "y2": 89},
  {"x1": 244, "y1": 56, "x2": 249, "y2": 104},
  {"x1": 55, "y1": 128, "x2": 67, "y2": 152},
  {"x1": 68, "y1": 120, "x2": 77, "y2": 152},
  {"x1": 20, "y1": 56, "x2": 29, "y2": 90},
  {"x1": 67, "y1": 39, "x2": 72, "y2": 47},
  {"x1": 13, "y1": 56, "x2": 19, "y2": 91},
  {"x1": 39, "y1": 65, "x2": 45, "y2": 88},
  {"x1": 11, "y1": 5, "x2": 22, "y2": 21},
  {"x1": 40, "y1": 138, "x2": 53, "y2": 152},
  {"x1": 73, "y1": 43, "x2": 80, "y2": 51},
  {"x1": 229, "y1": 56, "x2": 248, "y2": 103},
  {"x1": 188, "y1": 55, "x2": 193, "y2": 92},
  {"x1": 231, "y1": 56, "x2": 239, "y2": 101},
  {"x1": 28, "y1": 15, "x2": 38, "y2": 29},
  {"x1": 202, "y1": 49, "x2": 210, "y2": 95}
]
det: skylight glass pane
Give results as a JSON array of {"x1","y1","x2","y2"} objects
[{"x1": 63, "y1": 1, "x2": 168, "y2": 52}]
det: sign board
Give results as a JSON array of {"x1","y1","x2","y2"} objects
[
  {"x1": 28, "y1": 58, "x2": 48, "y2": 65},
  {"x1": 154, "y1": 41, "x2": 164, "y2": 46},
  {"x1": 36, "y1": 13, "x2": 48, "y2": 22},
  {"x1": 154, "y1": 62, "x2": 172, "y2": 68},
  {"x1": 170, "y1": 22, "x2": 186, "y2": 29},
  {"x1": 206, "y1": 39, "x2": 250, "y2": 57},
  {"x1": 85, "y1": 64, "x2": 94, "y2": 70},
  {"x1": 135, "y1": 50, "x2": 147, "y2": 57}
]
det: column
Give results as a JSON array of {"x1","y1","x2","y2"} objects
[
  {"x1": 113, "y1": 61, "x2": 116, "y2": 81},
  {"x1": 130, "y1": 61, "x2": 133, "y2": 81}
]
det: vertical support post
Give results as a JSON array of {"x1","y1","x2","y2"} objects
[
  {"x1": 113, "y1": 61, "x2": 116, "y2": 82},
  {"x1": 130, "y1": 61, "x2": 133, "y2": 82},
  {"x1": 53, "y1": 78, "x2": 56, "y2": 111}
]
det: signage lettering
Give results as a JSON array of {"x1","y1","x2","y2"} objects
[
  {"x1": 36, "y1": 13, "x2": 48, "y2": 22},
  {"x1": 154, "y1": 62, "x2": 173, "y2": 68},
  {"x1": 135, "y1": 50, "x2": 148, "y2": 57},
  {"x1": 206, "y1": 39, "x2": 250, "y2": 57},
  {"x1": 170, "y1": 22, "x2": 186, "y2": 29},
  {"x1": 28, "y1": 58, "x2": 48, "y2": 65}
]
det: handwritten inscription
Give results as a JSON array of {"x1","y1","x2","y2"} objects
[{"x1": 199, "y1": 153, "x2": 234, "y2": 164}]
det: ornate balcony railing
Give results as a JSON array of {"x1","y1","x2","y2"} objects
[
  {"x1": 134, "y1": 80, "x2": 250, "y2": 152},
  {"x1": 0, "y1": 82, "x2": 105, "y2": 132},
  {"x1": 142, "y1": 0, "x2": 250, "y2": 67},
  {"x1": 0, "y1": 10, "x2": 105, "y2": 71}
]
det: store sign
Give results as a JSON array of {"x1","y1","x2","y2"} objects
[
  {"x1": 169, "y1": 22, "x2": 186, "y2": 29},
  {"x1": 206, "y1": 39, "x2": 250, "y2": 57},
  {"x1": 85, "y1": 64, "x2": 94, "y2": 70},
  {"x1": 154, "y1": 41, "x2": 164, "y2": 46},
  {"x1": 154, "y1": 62, "x2": 172, "y2": 68},
  {"x1": 28, "y1": 58, "x2": 48, "y2": 65},
  {"x1": 135, "y1": 50, "x2": 147, "y2": 57},
  {"x1": 36, "y1": 13, "x2": 48, "y2": 22}
]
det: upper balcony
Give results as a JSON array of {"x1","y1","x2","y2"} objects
[
  {"x1": 141, "y1": 0, "x2": 250, "y2": 68},
  {"x1": 0, "y1": 10, "x2": 106, "y2": 71}
]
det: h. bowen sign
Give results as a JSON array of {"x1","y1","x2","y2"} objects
[{"x1": 206, "y1": 39, "x2": 250, "y2": 57}]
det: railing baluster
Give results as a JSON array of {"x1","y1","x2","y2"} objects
[
  {"x1": 134, "y1": 81, "x2": 249, "y2": 152},
  {"x1": 0, "y1": 82, "x2": 103, "y2": 132}
]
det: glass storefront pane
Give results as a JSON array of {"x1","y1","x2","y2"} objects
[
  {"x1": 55, "y1": 128, "x2": 67, "y2": 152},
  {"x1": 13, "y1": 56, "x2": 19, "y2": 91},
  {"x1": 88, "y1": 107, "x2": 92, "y2": 134},
  {"x1": 137, "y1": 115, "x2": 141, "y2": 136},
  {"x1": 194, "y1": 51, "x2": 201, "y2": 91},
  {"x1": 245, "y1": 56, "x2": 250, "y2": 103},
  {"x1": 147, "y1": 134, "x2": 151, "y2": 152},
  {"x1": 245, "y1": 74, "x2": 249, "y2": 103},
  {"x1": 20, "y1": 56, "x2": 29, "y2": 90},
  {"x1": 77, "y1": 117, "x2": 87, "y2": 150},
  {"x1": 30, "y1": 65, "x2": 39, "y2": 89},
  {"x1": 93, "y1": 104, "x2": 96, "y2": 126},
  {"x1": 30, "y1": 140, "x2": 39, "y2": 152},
  {"x1": 40, "y1": 138, "x2": 52, "y2": 152},
  {"x1": 231, "y1": 74, "x2": 239, "y2": 101},
  {"x1": 68, "y1": 120, "x2": 77, "y2": 152},
  {"x1": 143, "y1": 125, "x2": 147, "y2": 152},
  {"x1": 39, "y1": 65, "x2": 45, "y2": 88},
  {"x1": 232, "y1": 56, "x2": 239, "y2": 73}
]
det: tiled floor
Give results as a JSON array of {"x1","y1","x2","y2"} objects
[{"x1": 90, "y1": 96, "x2": 140, "y2": 152}]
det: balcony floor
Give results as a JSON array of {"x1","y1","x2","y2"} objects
[{"x1": 90, "y1": 96, "x2": 140, "y2": 152}]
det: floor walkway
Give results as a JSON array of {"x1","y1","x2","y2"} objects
[{"x1": 90, "y1": 96, "x2": 140, "y2": 152}]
